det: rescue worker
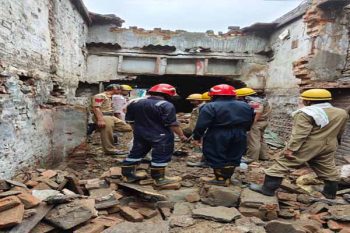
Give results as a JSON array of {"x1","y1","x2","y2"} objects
[
  {"x1": 91, "y1": 84, "x2": 133, "y2": 155},
  {"x1": 193, "y1": 84, "x2": 254, "y2": 186},
  {"x1": 121, "y1": 83, "x2": 188, "y2": 187},
  {"x1": 236, "y1": 88, "x2": 272, "y2": 163},
  {"x1": 186, "y1": 92, "x2": 211, "y2": 167},
  {"x1": 182, "y1": 93, "x2": 204, "y2": 137},
  {"x1": 250, "y1": 89, "x2": 349, "y2": 199},
  {"x1": 112, "y1": 85, "x2": 133, "y2": 121}
]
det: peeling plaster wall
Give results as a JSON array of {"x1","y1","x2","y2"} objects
[
  {"x1": 0, "y1": 0, "x2": 88, "y2": 178},
  {"x1": 266, "y1": 18, "x2": 311, "y2": 139}
]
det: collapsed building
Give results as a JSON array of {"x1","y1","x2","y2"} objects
[{"x1": 0, "y1": 0, "x2": 350, "y2": 178}]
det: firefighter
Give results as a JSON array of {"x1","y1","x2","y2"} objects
[
  {"x1": 193, "y1": 84, "x2": 254, "y2": 186},
  {"x1": 91, "y1": 84, "x2": 132, "y2": 155},
  {"x1": 236, "y1": 88, "x2": 272, "y2": 163},
  {"x1": 121, "y1": 83, "x2": 188, "y2": 187},
  {"x1": 250, "y1": 89, "x2": 349, "y2": 199},
  {"x1": 121, "y1": 84, "x2": 133, "y2": 100},
  {"x1": 182, "y1": 93, "x2": 205, "y2": 137}
]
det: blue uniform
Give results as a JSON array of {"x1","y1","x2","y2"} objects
[
  {"x1": 124, "y1": 96, "x2": 178, "y2": 167},
  {"x1": 193, "y1": 98, "x2": 254, "y2": 168}
]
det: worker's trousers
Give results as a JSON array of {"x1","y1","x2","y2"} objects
[
  {"x1": 203, "y1": 128, "x2": 247, "y2": 168},
  {"x1": 265, "y1": 138, "x2": 340, "y2": 181},
  {"x1": 246, "y1": 121, "x2": 269, "y2": 161},
  {"x1": 95, "y1": 116, "x2": 132, "y2": 154}
]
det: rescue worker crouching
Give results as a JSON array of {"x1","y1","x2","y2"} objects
[
  {"x1": 121, "y1": 83, "x2": 188, "y2": 187},
  {"x1": 236, "y1": 88, "x2": 272, "y2": 163},
  {"x1": 91, "y1": 84, "x2": 133, "y2": 155},
  {"x1": 250, "y1": 89, "x2": 349, "y2": 199},
  {"x1": 193, "y1": 84, "x2": 254, "y2": 186}
]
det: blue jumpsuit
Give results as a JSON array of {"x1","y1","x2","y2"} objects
[
  {"x1": 193, "y1": 98, "x2": 254, "y2": 168},
  {"x1": 124, "y1": 96, "x2": 178, "y2": 167}
]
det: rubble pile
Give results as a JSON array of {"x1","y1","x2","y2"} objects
[{"x1": 2, "y1": 134, "x2": 350, "y2": 233}]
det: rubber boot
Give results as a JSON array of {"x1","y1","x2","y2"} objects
[
  {"x1": 121, "y1": 165, "x2": 146, "y2": 183},
  {"x1": 322, "y1": 180, "x2": 338, "y2": 199},
  {"x1": 249, "y1": 175, "x2": 283, "y2": 196},
  {"x1": 151, "y1": 167, "x2": 181, "y2": 187},
  {"x1": 207, "y1": 166, "x2": 235, "y2": 187}
]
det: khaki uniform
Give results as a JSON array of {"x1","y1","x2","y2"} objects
[
  {"x1": 246, "y1": 98, "x2": 272, "y2": 161},
  {"x1": 183, "y1": 104, "x2": 202, "y2": 136},
  {"x1": 266, "y1": 107, "x2": 349, "y2": 181},
  {"x1": 91, "y1": 92, "x2": 132, "y2": 153}
]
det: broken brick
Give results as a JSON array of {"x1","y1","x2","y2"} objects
[
  {"x1": 73, "y1": 223, "x2": 104, "y2": 233},
  {"x1": 0, "y1": 203, "x2": 24, "y2": 228},
  {"x1": 120, "y1": 206, "x2": 144, "y2": 222},
  {"x1": 277, "y1": 192, "x2": 297, "y2": 202},
  {"x1": 109, "y1": 167, "x2": 122, "y2": 178},
  {"x1": 0, "y1": 196, "x2": 22, "y2": 212},
  {"x1": 138, "y1": 208, "x2": 158, "y2": 219},
  {"x1": 17, "y1": 192, "x2": 41, "y2": 209},
  {"x1": 41, "y1": 170, "x2": 57, "y2": 179},
  {"x1": 185, "y1": 192, "x2": 200, "y2": 203}
]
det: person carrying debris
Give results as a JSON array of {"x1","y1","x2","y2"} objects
[
  {"x1": 91, "y1": 84, "x2": 132, "y2": 155},
  {"x1": 236, "y1": 88, "x2": 272, "y2": 163},
  {"x1": 250, "y1": 89, "x2": 349, "y2": 199},
  {"x1": 121, "y1": 83, "x2": 188, "y2": 187},
  {"x1": 193, "y1": 84, "x2": 254, "y2": 186}
]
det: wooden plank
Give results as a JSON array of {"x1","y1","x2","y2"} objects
[{"x1": 3, "y1": 203, "x2": 53, "y2": 233}]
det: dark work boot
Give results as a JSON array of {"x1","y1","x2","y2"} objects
[
  {"x1": 151, "y1": 167, "x2": 181, "y2": 187},
  {"x1": 122, "y1": 165, "x2": 147, "y2": 183},
  {"x1": 322, "y1": 180, "x2": 338, "y2": 199},
  {"x1": 207, "y1": 166, "x2": 235, "y2": 187},
  {"x1": 249, "y1": 175, "x2": 283, "y2": 196}
]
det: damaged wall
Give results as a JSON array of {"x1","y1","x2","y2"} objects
[
  {"x1": 0, "y1": 0, "x2": 88, "y2": 178},
  {"x1": 85, "y1": 27, "x2": 270, "y2": 89}
]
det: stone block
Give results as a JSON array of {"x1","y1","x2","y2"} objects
[
  {"x1": 0, "y1": 196, "x2": 22, "y2": 212},
  {"x1": 201, "y1": 185, "x2": 241, "y2": 207},
  {"x1": 169, "y1": 215, "x2": 195, "y2": 228},
  {"x1": 17, "y1": 192, "x2": 41, "y2": 209},
  {"x1": 192, "y1": 206, "x2": 241, "y2": 223},
  {"x1": 0, "y1": 203, "x2": 24, "y2": 229},
  {"x1": 45, "y1": 202, "x2": 93, "y2": 230},
  {"x1": 120, "y1": 206, "x2": 144, "y2": 222},
  {"x1": 185, "y1": 192, "x2": 200, "y2": 203},
  {"x1": 240, "y1": 188, "x2": 279, "y2": 209}
]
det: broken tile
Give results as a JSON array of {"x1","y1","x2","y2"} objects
[
  {"x1": 277, "y1": 192, "x2": 297, "y2": 202},
  {"x1": 91, "y1": 215, "x2": 124, "y2": 227},
  {"x1": 0, "y1": 203, "x2": 24, "y2": 229},
  {"x1": 73, "y1": 223, "x2": 104, "y2": 233}
]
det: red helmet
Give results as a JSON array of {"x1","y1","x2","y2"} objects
[
  {"x1": 209, "y1": 84, "x2": 236, "y2": 96},
  {"x1": 148, "y1": 83, "x2": 177, "y2": 96}
]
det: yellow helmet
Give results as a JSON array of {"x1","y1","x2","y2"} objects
[
  {"x1": 236, "y1": 88, "x2": 256, "y2": 97},
  {"x1": 186, "y1": 93, "x2": 203, "y2": 101},
  {"x1": 121, "y1": 84, "x2": 133, "y2": 91},
  {"x1": 300, "y1": 89, "x2": 332, "y2": 101},
  {"x1": 202, "y1": 92, "x2": 211, "y2": 101}
]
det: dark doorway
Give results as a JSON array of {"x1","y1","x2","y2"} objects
[{"x1": 107, "y1": 75, "x2": 246, "y2": 112}]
